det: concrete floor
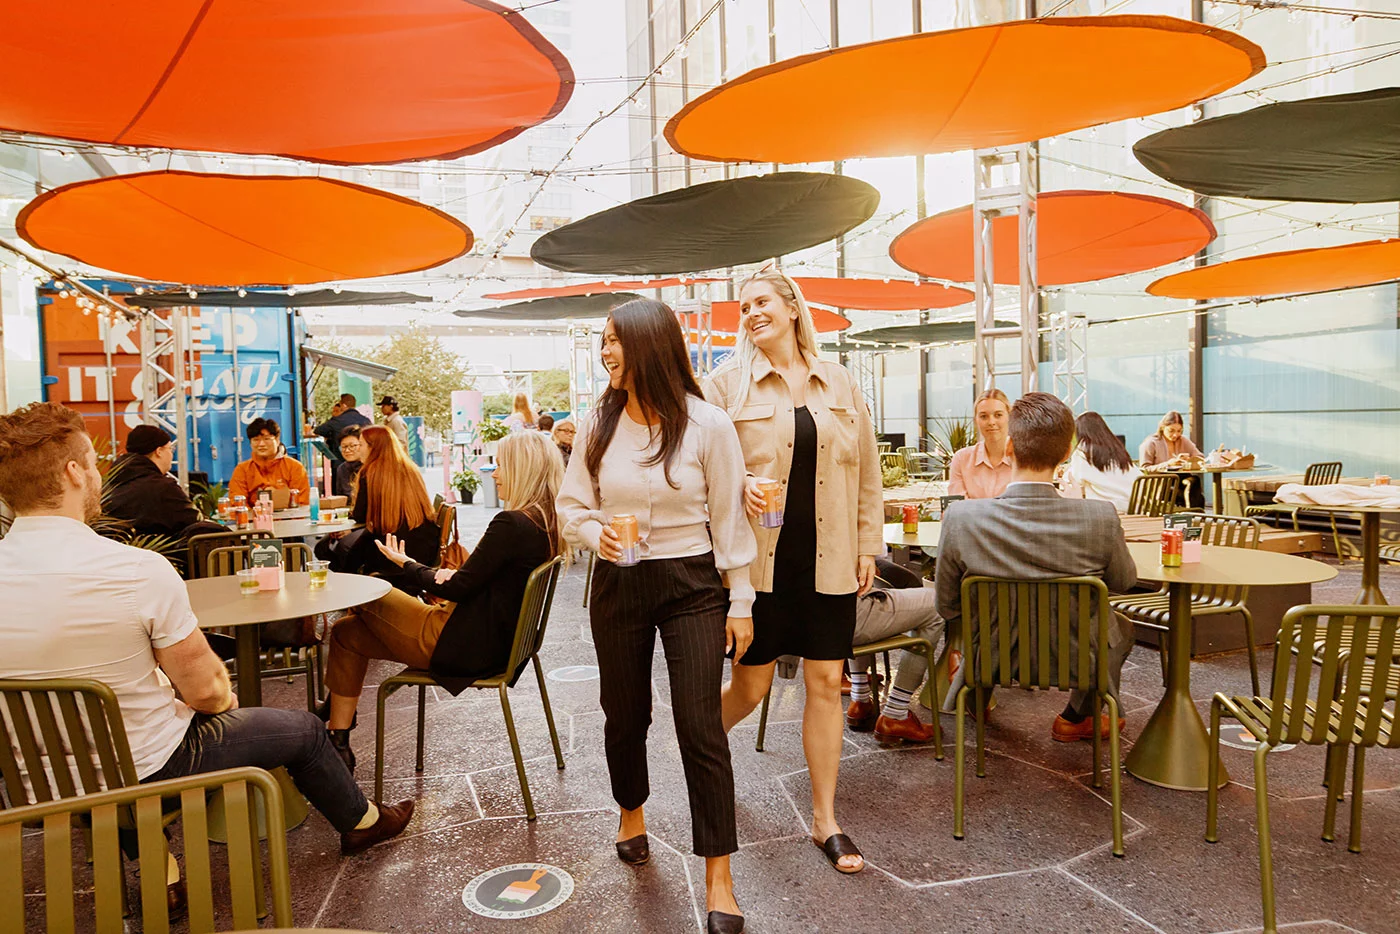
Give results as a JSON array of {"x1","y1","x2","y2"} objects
[{"x1": 23, "y1": 504, "x2": 1400, "y2": 932}]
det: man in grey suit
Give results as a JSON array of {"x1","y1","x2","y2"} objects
[{"x1": 935, "y1": 392, "x2": 1137, "y2": 742}]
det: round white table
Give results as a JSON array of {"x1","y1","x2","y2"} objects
[
  {"x1": 270, "y1": 517, "x2": 357, "y2": 539},
  {"x1": 1123, "y1": 542, "x2": 1336, "y2": 791},
  {"x1": 186, "y1": 571, "x2": 390, "y2": 707}
]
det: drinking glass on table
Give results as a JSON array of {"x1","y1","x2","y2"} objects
[
  {"x1": 307, "y1": 559, "x2": 329, "y2": 589},
  {"x1": 237, "y1": 568, "x2": 259, "y2": 596}
]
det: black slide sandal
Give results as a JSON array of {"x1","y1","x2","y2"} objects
[{"x1": 814, "y1": 833, "x2": 865, "y2": 874}]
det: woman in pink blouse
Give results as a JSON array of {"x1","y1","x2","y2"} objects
[
  {"x1": 1137, "y1": 410, "x2": 1203, "y2": 466},
  {"x1": 947, "y1": 389, "x2": 1013, "y2": 499}
]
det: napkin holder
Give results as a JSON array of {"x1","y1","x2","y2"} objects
[{"x1": 250, "y1": 540, "x2": 286, "y2": 591}]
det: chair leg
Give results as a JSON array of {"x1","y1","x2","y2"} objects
[
  {"x1": 1323, "y1": 744, "x2": 1347, "y2": 842},
  {"x1": 974, "y1": 685, "x2": 987, "y2": 779},
  {"x1": 1329, "y1": 514, "x2": 1345, "y2": 563},
  {"x1": 499, "y1": 685, "x2": 536, "y2": 821},
  {"x1": 1253, "y1": 745, "x2": 1277, "y2": 934},
  {"x1": 1091, "y1": 692, "x2": 1103, "y2": 790},
  {"x1": 1239, "y1": 607, "x2": 1260, "y2": 697},
  {"x1": 1106, "y1": 694, "x2": 1123, "y2": 857},
  {"x1": 304, "y1": 649, "x2": 317, "y2": 713},
  {"x1": 582, "y1": 552, "x2": 595, "y2": 608},
  {"x1": 1158, "y1": 639, "x2": 1169, "y2": 687},
  {"x1": 881, "y1": 652, "x2": 892, "y2": 704},
  {"x1": 923, "y1": 643, "x2": 943, "y2": 761},
  {"x1": 533, "y1": 656, "x2": 566, "y2": 770},
  {"x1": 1347, "y1": 746, "x2": 1366, "y2": 854},
  {"x1": 954, "y1": 685, "x2": 969, "y2": 840},
  {"x1": 755, "y1": 687, "x2": 771, "y2": 752},
  {"x1": 374, "y1": 682, "x2": 391, "y2": 804},
  {"x1": 414, "y1": 686, "x2": 427, "y2": 773},
  {"x1": 1206, "y1": 699, "x2": 1223, "y2": 844}
]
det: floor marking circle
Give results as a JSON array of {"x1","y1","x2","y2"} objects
[
  {"x1": 548, "y1": 665, "x2": 600, "y2": 682},
  {"x1": 462, "y1": 862, "x2": 573, "y2": 919},
  {"x1": 1219, "y1": 723, "x2": 1295, "y2": 753}
]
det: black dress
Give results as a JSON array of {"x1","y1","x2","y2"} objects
[{"x1": 741, "y1": 406, "x2": 857, "y2": 665}]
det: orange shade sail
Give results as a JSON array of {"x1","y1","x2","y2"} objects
[
  {"x1": 790, "y1": 277, "x2": 973, "y2": 310},
  {"x1": 709, "y1": 301, "x2": 850, "y2": 333},
  {"x1": 17, "y1": 172, "x2": 473, "y2": 286},
  {"x1": 0, "y1": 0, "x2": 572, "y2": 165},
  {"x1": 889, "y1": 190, "x2": 1215, "y2": 285},
  {"x1": 1146, "y1": 239, "x2": 1400, "y2": 300},
  {"x1": 666, "y1": 16, "x2": 1262, "y2": 163},
  {"x1": 484, "y1": 277, "x2": 726, "y2": 300}
]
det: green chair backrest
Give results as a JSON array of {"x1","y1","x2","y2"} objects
[
  {"x1": 0, "y1": 766, "x2": 292, "y2": 933},
  {"x1": 504, "y1": 557, "x2": 566, "y2": 684},
  {"x1": 959, "y1": 576, "x2": 1113, "y2": 694},
  {"x1": 1304, "y1": 461, "x2": 1343, "y2": 486},
  {"x1": 1193, "y1": 516, "x2": 1261, "y2": 604},
  {"x1": 185, "y1": 529, "x2": 270, "y2": 580},
  {"x1": 206, "y1": 542, "x2": 310, "y2": 578},
  {"x1": 0, "y1": 679, "x2": 137, "y2": 808},
  {"x1": 1265, "y1": 606, "x2": 1400, "y2": 748},
  {"x1": 1128, "y1": 474, "x2": 1181, "y2": 516}
]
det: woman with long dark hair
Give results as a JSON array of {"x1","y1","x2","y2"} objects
[
  {"x1": 314, "y1": 425, "x2": 439, "y2": 594},
  {"x1": 1062, "y1": 411, "x2": 1142, "y2": 513},
  {"x1": 556, "y1": 299, "x2": 755, "y2": 934},
  {"x1": 703, "y1": 270, "x2": 883, "y2": 876},
  {"x1": 321, "y1": 431, "x2": 565, "y2": 771},
  {"x1": 1138, "y1": 409, "x2": 1202, "y2": 467}
]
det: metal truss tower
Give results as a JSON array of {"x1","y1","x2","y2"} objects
[
  {"x1": 972, "y1": 144, "x2": 1040, "y2": 398},
  {"x1": 1049, "y1": 310, "x2": 1089, "y2": 414}
]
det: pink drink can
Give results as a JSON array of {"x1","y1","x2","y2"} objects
[
  {"x1": 611, "y1": 514, "x2": 640, "y2": 567},
  {"x1": 758, "y1": 480, "x2": 783, "y2": 529}
]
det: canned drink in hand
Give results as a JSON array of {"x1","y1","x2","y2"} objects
[
  {"x1": 757, "y1": 479, "x2": 783, "y2": 529},
  {"x1": 611, "y1": 514, "x2": 640, "y2": 567}
]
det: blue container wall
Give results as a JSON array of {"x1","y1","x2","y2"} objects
[{"x1": 191, "y1": 306, "x2": 302, "y2": 486}]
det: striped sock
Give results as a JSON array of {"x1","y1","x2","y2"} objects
[
  {"x1": 848, "y1": 672, "x2": 872, "y2": 703},
  {"x1": 881, "y1": 684, "x2": 915, "y2": 721}
]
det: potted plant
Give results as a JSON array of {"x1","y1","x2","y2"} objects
[
  {"x1": 452, "y1": 469, "x2": 481, "y2": 505},
  {"x1": 924, "y1": 416, "x2": 977, "y2": 480},
  {"x1": 478, "y1": 417, "x2": 510, "y2": 456}
]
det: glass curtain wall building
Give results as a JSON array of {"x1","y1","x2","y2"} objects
[{"x1": 625, "y1": 0, "x2": 1399, "y2": 476}]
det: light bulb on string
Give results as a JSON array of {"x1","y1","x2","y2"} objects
[
  {"x1": 677, "y1": 42, "x2": 689, "y2": 60},
  {"x1": 237, "y1": 288, "x2": 247, "y2": 298},
  {"x1": 188, "y1": 289, "x2": 198, "y2": 299},
  {"x1": 134, "y1": 286, "x2": 145, "y2": 295}
]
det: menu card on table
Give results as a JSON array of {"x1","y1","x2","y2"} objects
[{"x1": 250, "y1": 539, "x2": 285, "y2": 590}]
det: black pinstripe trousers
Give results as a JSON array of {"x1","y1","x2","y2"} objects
[{"x1": 590, "y1": 552, "x2": 738, "y2": 857}]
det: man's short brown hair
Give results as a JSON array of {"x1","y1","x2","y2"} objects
[
  {"x1": 0, "y1": 402, "x2": 91, "y2": 512},
  {"x1": 338, "y1": 393, "x2": 358, "y2": 408},
  {"x1": 1009, "y1": 392, "x2": 1075, "y2": 472}
]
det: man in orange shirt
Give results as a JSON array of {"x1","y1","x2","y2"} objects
[{"x1": 228, "y1": 418, "x2": 310, "y2": 505}]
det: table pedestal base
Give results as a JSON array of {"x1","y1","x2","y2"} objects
[
  {"x1": 207, "y1": 766, "x2": 310, "y2": 842},
  {"x1": 1356, "y1": 513, "x2": 1388, "y2": 606},
  {"x1": 1125, "y1": 583, "x2": 1230, "y2": 791}
]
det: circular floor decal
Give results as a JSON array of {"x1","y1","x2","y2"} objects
[
  {"x1": 548, "y1": 665, "x2": 600, "y2": 682},
  {"x1": 1218, "y1": 723, "x2": 1295, "y2": 753},
  {"x1": 462, "y1": 863, "x2": 574, "y2": 919}
]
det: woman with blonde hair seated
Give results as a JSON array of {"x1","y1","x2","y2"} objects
[
  {"x1": 947, "y1": 388, "x2": 1012, "y2": 499},
  {"x1": 1138, "y1": 409, "x2": 1202, "y2": 467},
  {"x1": 321, "y1": 430, "x2": 565, "y2": 772}
]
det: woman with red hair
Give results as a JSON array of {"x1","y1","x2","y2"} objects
[{"x1": 315, "y1": 426, "x2": 439, "y2": 594}]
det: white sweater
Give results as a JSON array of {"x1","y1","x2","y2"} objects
[
  {"x1": 1062, "y1": 448, "x2": 1142, "y2": 514},
  {"x1": 556, "y1": 396, "x2": 758, "y2": 617}
]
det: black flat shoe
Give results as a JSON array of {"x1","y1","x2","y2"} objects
[
  {"x1": 707, "y1": 910, "x2": 745, "y2": 933},
  {"x1": 615, "y1": 832, "x2": 649, "y2": 866},
  {"x1": 814, "y1": 832, "x2": 865, "y2": 874}
]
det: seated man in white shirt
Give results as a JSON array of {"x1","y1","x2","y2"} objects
[{"x1": 0, "y1": 403, "x2": 415, "y2": 877}]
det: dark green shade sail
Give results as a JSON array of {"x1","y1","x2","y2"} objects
[
  {"x1": 845, "y1": 320, "x2": 1017, "y2": 346},
  {"x1": 455, "y1": 292, "x2": 645, "y2": 320},
  {"x1": 126, "y1": 288, "x2": 430, "y2": 308},
  {"x1": 1133, "y1": 88, "x2": 1400, "y2": 203},
  {"x1": 530, "y1": 172, "x2": 880, "y2": 275}
]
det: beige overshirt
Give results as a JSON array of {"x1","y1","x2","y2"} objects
[{"x1": 702, "y1": 353, "x2": 883, "y2": 595}]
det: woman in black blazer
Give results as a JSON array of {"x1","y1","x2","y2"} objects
[{"x1": 320, "y1": 431, "x2": 566, "y2": 772}]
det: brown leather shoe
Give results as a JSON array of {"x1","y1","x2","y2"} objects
[
  {"x1": 166, "y1": 880, "x2": 187, "y2": 920},
  {"x1": 845, "y1": 698, "x2": 877, "y2": 731},
  {"x1": 875, "y1": 712, "x2": 937, "y2": 746},
  {"x1": 341, "y1": 799, "x2": 415, "y2": 854},
  {"x1": 1051, "y1": 715, "x2": 1126, "y2": 743}
]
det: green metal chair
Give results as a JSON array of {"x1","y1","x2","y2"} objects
[
  {"x1": 897, "y1": 445, "x2": 939, "y2": 481},
  {"x1": 1126, "y1": 473, "x2": 1181, "y2": 517},
  {"x1": 207, "y1": 543, "x2": 322, "y2": 710},
  {"x1": 1381, "y1": 542, "x2": 1400, "y2": 565},
  {"x1": 1112, "y1": 515, "x2": 1263, "y2": 695},
  {"x1": 0, "y1": 766, "x2": 292, "y2": 934},
  {"x1": 1246, "y1": 461, "x2": 1345, "y2": 558},
  {"x1": 374, "y1": 556, "x2": 567, "y2": 820},
  {"x1": 953, "y1": 576, "x2": 1124, "y2": 857},
  {"x1": 1207, "y1": 606, "x2": 1400, "y2": 934},
  {"x1": 184, "y1": 529, "x2": 270, "y2": 581}
]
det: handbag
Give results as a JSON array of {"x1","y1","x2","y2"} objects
[{"x1": 440, "y1": 509, "x2": 468, "y2": 570}]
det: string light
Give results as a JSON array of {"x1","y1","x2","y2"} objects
[{"x1": 237, "y1": 287, "x2": 248, "y2": 297}]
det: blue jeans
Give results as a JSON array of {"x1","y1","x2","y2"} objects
[{"x1": 145, "y1": 708, "x2": 368, "y2": 834}]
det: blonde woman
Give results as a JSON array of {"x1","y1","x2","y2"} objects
[
  {"x1": 1138, "y1": 409, "x2": 1202, "y2": 467},
  {"x1": 703, "y1": 270, "x2": 881, "y2": 876},
  {"x1": 504, "y1": 392, "x2": 537, "y2": 433},
  {"x1": 947, "y1": 388, "x2": 1012, "y2": 499},
  {"x1": 322, "y1": 431, "x2": 565, "y2": 772}
]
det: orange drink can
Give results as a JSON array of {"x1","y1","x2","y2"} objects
[
  {"x1": 902, "y1": 504, "x2": 919, "y2": 535},
  {"x1": 758, "y1": 480, "x2": 783, "y2": 528},
  {"x1": 611, "y1": 514, "x2": 640, "y2": 567}
]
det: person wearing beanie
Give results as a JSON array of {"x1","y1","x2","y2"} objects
[{"x1": 104, "y1": 425, "x2": 209, "y2": 538}]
